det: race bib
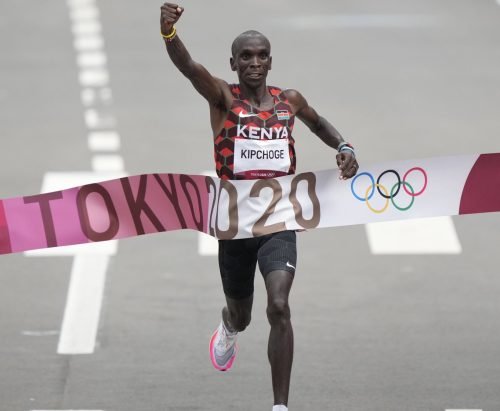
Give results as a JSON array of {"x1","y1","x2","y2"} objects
[{"x1": 233, "y1": 137, "x2": 291, "y2": 178}]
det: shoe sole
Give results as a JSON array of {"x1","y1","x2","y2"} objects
[{"x1": 209, "y1": 328, "x2": 237, "y2": 372}]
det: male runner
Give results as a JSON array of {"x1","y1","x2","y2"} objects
[{"x1": 160, "y1": 4, "x2": 358, "y2": 410}]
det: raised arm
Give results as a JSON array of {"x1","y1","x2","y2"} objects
[
  {"x1": 284, "y1": 89, "x2": 359, "y2": 180},
  {"x1": 160, "y1": 3, "x2": 231, "y2": 110}
]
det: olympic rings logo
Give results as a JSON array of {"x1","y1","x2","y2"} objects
[{"x1": 350, "y1": 167, "x2": 428, "y2": 213}]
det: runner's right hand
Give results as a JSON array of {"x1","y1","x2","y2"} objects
[{"x1": 160, "y1": 3, "x2": 184, "y2": 35}]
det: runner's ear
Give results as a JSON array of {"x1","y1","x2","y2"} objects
[{"x1": 230, "y1": 57, "x2": 236, "y2": 72}]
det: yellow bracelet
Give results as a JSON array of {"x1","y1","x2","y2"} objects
[{"x1": 161, "y1": 26, "x2": 177, "y2": 40}]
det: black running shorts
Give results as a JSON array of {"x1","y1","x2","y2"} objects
[{"x1": 218, "y1": 230, "x2": 297, "y2": 300}]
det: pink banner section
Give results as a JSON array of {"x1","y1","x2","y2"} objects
[
  {"x1": 0, "y1": 153, "x2": 499, "y2": 255},
  {"x1": 0, "y1": 173, "x2": 211, "y2": 255},
  {"x1": 459, "y1": 153, "x2": 500, "y2": 214}
]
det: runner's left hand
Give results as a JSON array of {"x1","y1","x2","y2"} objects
[{"x1": 336, "y1": 152, "x2": 358, "y2": 180}]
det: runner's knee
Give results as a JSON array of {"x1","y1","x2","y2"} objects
[{"x1": 266, "y1": 298, "x2": 290, "y2": 325}]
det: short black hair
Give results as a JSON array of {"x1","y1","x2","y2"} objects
[{"x1": 231, "y1": 30, "x2": 271, "y2": 58}]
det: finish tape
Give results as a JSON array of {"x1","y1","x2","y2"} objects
[{"x1": 0, "y1": 153, "x2": 499, "y2": 255}]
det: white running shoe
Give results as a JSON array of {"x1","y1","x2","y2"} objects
[{"x1": 209, "y1": 321, "x2": 238, "y2": 371}]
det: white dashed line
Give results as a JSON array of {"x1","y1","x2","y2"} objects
[
  {"x1": 84, "y1": 108, "x2": 116, "y2": 128},
  {"x1": 77, "y1": 51, "x2": 107, "y2": 68},
  {"x1": 69, "y1": 7, "x2": 100, "y2": 21},
  {"x1": 73, "y1": 35, "x2": 104, "y2": 51},
  {"x1": 88, "y1": 131, "x2": 121, "y2": 151},
  {"x1": 79, "y1": 68, "x2": 109, "y2": 87},
  {"x1": 37, "y1": 0, "x2": 126, "y2": 357},
  {"x1": 366, "y1": 216, "x2": 462, "y2": 254},
  {"x1": 81, "y1": 87, "x2": 112, "y2": 106},
  {"x1": 71, "y1": 20, "x2": 102, "y2": 36}
]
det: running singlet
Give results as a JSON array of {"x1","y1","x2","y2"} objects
[{"x1": 214, "y1": 84, "x2": 296, "y2": 180}]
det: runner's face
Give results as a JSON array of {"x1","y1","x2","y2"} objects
[{"x1": 231, "y1": 37, "x2": 272, "y2": 85}]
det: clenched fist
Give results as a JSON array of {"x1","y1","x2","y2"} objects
[{"x1": 160, "y1": 3, "x2": 184, "y2": 35}]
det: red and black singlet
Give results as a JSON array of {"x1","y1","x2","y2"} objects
[{"x1": 214, "y1": 84, "x2": 296, "y2": 180}]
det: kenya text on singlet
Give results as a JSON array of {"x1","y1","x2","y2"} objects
[{"x1": 214, "y1": 84, "x2": 296, "y2": 180}]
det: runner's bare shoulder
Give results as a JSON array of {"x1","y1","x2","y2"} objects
[
  {"x1": 213, "y1": 77, "x2": 234, "y2": 111},
  {"x1": 282, "y1": 89, "x2": 307, "y2": 113}
]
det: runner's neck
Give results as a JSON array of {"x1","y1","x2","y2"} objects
[{"x1": 238, "y1": 82, "x2": 273, "y2": 110}]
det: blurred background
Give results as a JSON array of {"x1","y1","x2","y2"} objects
[{"x1": 0, "y1": 0, "x2": 499, "y2": 410}]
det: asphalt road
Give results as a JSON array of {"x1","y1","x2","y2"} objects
[{"x1": 1, "y1": 1, "x2": 500, "y2": 410}]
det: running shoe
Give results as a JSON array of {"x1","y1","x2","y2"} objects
[{"x1": 209, "y1": 321, "x2": 238, "y2": 371}]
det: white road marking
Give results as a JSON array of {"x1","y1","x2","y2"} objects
[
  {"x1": 73, "y1": 36, "x2": 104, "y2": 52},
  {"x1": 57, "y1": 254, "x2": 108, "y2": 354},
  {"x1": 79, "y1": 68, "x2": 109, "y2": 87},
  {"x1": 84, "y1": 108, "x2": 116, "y2": 129},
  {"x1": 71, "y1": 20, "x2": 101, "y2": 36},
  {"x1": 272, "y1": 14, "x2": 439, "y2": 30},
  {"x1": 92, "y1": 155, "x2": 125, "y2": 172},
  {"x1": 81, "y1": 87, "x2": 112, "y2": 106},
  {"x1": 198, "y1": 170, "x2": 218, "y2": 256},
  {"x1": 22, "y1": 330, "x2": 59, "y2": 336},
  {"x1": 77, "y1": 51, "x2": 107, "y2": 68},
  {"x1": 88, "y1": 131, "x2": 121, "y2": 151},
  {"x1": 69, "y1": 7, "x2": 99, "y2": 22},
  {"x1": 198, "y1": 232, "x2": 218, "y2": 256},
  {"x1": 48, "y1": 0, "x2": 124, "y2": 360},
  {"x1": 366, "y1": 216, "x2": 462, "y2": 254}
]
